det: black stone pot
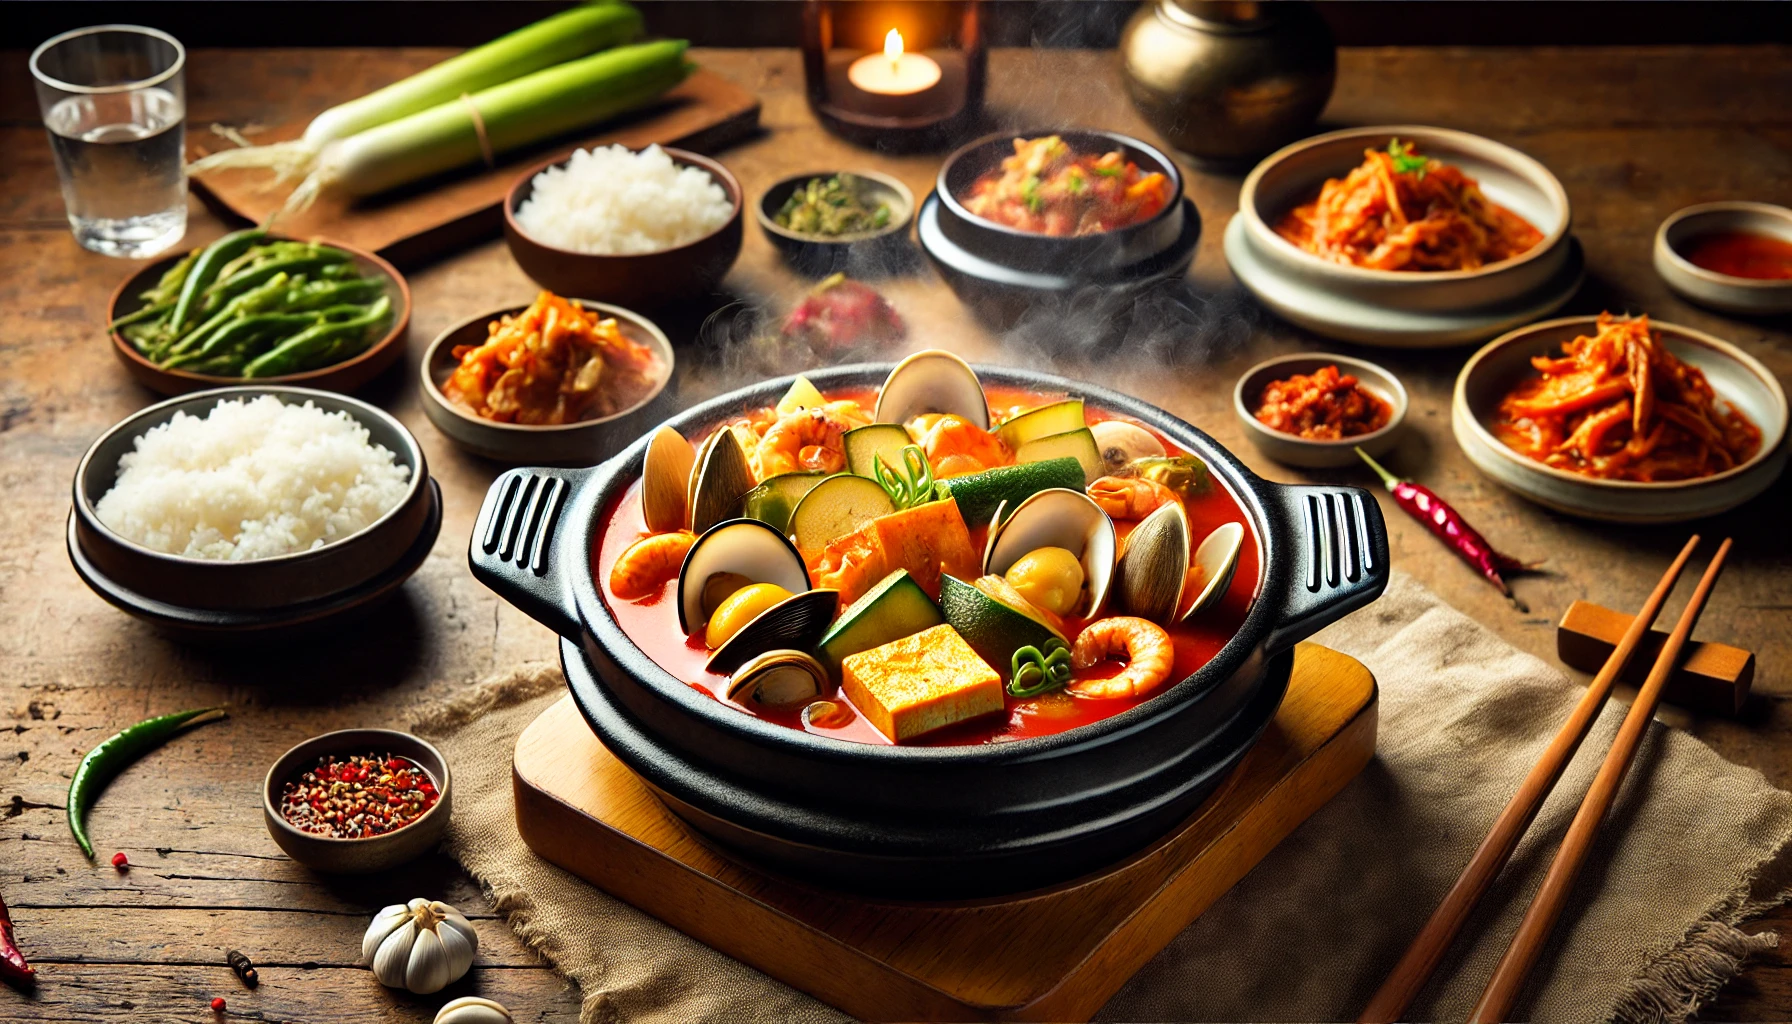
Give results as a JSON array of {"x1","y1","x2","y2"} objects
[
  {"x1": 471, "y1": 364, "x2": 1388, "y2": 899},
  {"x1": 919, "y1": 129, "x2": 1203, "y2": 330}
]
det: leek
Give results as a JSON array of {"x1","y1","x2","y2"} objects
[
  {"x1": 189, "y1": 2, "x2": 643, "y2": 184},
  {"x1": 286, "y1": 39, "x2": 693, "y2": 211}
]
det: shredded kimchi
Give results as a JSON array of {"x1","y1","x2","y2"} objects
[
  {"x1": 444, "y1": 291, "x2": 664, "y2": 425},
  {"x1": 1493, "y1": 313, "x2": 1761, "y2": 482},
  {"x1": 1274, "y1": 139, "x2": 1544, "y2": 272}
]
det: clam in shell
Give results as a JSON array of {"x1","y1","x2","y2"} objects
[
  {"x1": 983, "y1": 488, "x2": 1117, "y2": 619},
  {"x1": 1090, "y1": 420, "x2": 1167, "y2": 474},
  {"x1": 706, "y1": 588, "x2": 841, "y2": 675},
  {"x1": 874, "y1": 349, "x2": 990, "y2": 430},
  {"x1": 1183, "y1": 522, "x2": 1244, "y2": 621},
  {"x1": 689, "y1": 428, "x2": 755, "y2": 536},
  {"x1": 1114, "y1": 501, "x2": 1191, "y2": 625},
  {"x1": 676, "y1": 519, "x2": 811, "y2": 636},
  {"x1": 642, "y1": 426, "x2": 696, "y2": 533},
  {"x1": 727, "y1": 650, "x2": 830, "y2": 708}
]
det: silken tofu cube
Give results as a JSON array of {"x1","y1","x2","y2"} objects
[{"x1": 840, "y1": 624, "x2": 1004, "y2": 743}]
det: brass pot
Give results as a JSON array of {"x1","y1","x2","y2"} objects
[{"x1": 1121, "y1": 0, "x2": 1336, "y2": 168}]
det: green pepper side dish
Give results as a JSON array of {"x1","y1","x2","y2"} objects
[
  {"x1": 67, "y1": 707, "x2": 228, "y2": 859},
  {"x1": 112, "y1": 236, "x2": 394, "y2": 379}
]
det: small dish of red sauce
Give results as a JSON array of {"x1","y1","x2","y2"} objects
[
  {"x1": 1677, "y1": 231, "x2": 1792, "y2": 281},
  {"x1": 1253, "y1": 364, "x2": 1392, "y2": 441}
]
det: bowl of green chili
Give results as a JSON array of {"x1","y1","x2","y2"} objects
[
  {"x1": 756, "y1": 170, "x2": 916, "y2": 277},
  {"x1": 106, "y1": 231, "x2": 412, "y2": 397}
]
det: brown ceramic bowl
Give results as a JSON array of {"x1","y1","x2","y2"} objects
[
  {"x1": 263, "y1": 728, "x2": 451, "y2": 873},
  {"x1": 503, "y1": 147, "x2": 744, "y2": 310},
  {"x1": 420, "y1": 299, "x2": 676, "y2": 465},
  {"x1": 107, "y1": 236, "x2": 411, "y2": 396}
]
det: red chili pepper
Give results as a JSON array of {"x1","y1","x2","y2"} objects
[
  {"x1": 211, "y1": 996, "x2": 227, "y2": 1011},
  {"x1": 0, "y1": 890, "x2": 35, "y2": 987},
  {"x1": 111, "y1": 852, "x2": 129, "y2": 869},
  {"x1": 1357, "y1": 448, "x2": 1533, "y2": 599}
]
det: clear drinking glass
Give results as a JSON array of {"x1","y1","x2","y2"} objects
[{"x1": 31, "y1": 25, "x2": 188, "y2": 259}]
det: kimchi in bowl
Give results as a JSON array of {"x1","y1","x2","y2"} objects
[
  {"x1": 471, "y1": 362, "x2": 1388, "y2": 896},
  {"x1": 1239, "y1": 125, "x2": 1573, "y2": 312},
  {"x1": 1453, "y1": 315, "x2": 1787, "y2": 523}
]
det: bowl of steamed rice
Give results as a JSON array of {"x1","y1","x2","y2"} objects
[
  {"x1": 504, "y1": 144, "x2": 743, "y2": 310},
  {"x1": 71, "y1": 388, "x2": 434, "y2": 612}
]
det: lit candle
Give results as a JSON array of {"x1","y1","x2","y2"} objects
[{"x1": 847, "y1": 29, "x2": 942, "y2": 98}]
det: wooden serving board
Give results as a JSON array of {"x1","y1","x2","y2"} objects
[
  {"x1": 512, "y1": 642, "x2": 1378, "y2": 1022},
  {"x1": 188, "y1": 69, "x2": 761, "y2": 267}
]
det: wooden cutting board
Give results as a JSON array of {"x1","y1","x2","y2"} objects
[
  {"x1": 512, "y1": 642, "x2": 1378, "y2": 1022},
  {"x1": 187, "y1": 69, "x2": 760, "y2": 268}
]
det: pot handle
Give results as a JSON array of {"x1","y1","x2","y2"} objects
[
  {"x1": 1263, "y1": 483, "x2": 1391, "y2": 654},
  {"x1": 468, "y1": 465, "x2": 594, "y2": 640}
]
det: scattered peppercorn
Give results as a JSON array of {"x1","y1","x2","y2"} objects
[
  {"x1": 211, "y1": 996, "x2": 226, "y2": 1011},
  {"x1": 278, "y1": 753, "x2": 439, "y2": 840},
  {"x1": 110, "y1": 852, "x2": 129, "y2": 869},
  {"x1": 226, "y1": 949, "x2": 259, "y2": 988}
]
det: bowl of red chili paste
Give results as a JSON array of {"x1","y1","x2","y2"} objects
[
  {"x1": 262, "y1": 729, "x2": 451, "y2": 873},
  {"x1": 1654, "y1": 202, "x2": 1792, "y2": 316},
  {"x1": 1234, "y1": 352, "x2": 1408, "y2": 468}
]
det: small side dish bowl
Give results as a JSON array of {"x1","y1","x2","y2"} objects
[
  {"x1": 420, "y1": 299, "x2": 675, "y2": 465},
  {"x1": 756, "y1": 170, "x2": 916, "y2": 277},
  {"x1": 504, "y1": 147, "x2": 743, "y2": 310},
  {"x1": 1654, "y1": 201, "x2": 1792, "y2": 316},
  {"x1": 263, "y1": 729, "x2": 451, "y2": 874},
  {"x1": 107, "y1": 236, "x2": 411, "y2": 397},
  {"x1": 70, "y1": 386, "x2": 435, "y2": 611},
  {"x1": 1228, "y1": 125, "x2": 1580, "y2": 347},
  {"x1": 1234, "y1": 353, "x2": 1409, "y2": 468},
  {"x1": 1453, "y1": 316, "x2": 1788, "y2": 522},
  {"x1": 918, "y1": 128, "x2": 1202, "y2": 329}
]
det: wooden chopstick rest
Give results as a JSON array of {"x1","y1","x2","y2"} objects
[{"x1": 1558, "y1": 600, "x2": 1755, "y2": 716}]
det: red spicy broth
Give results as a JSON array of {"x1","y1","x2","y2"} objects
[{"x1": 594, "y1": 386, "x2": 1261, "y2": 747}]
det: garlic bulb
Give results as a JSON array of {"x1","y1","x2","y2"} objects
[
  {"x1": 435, "y1": 996, "x2": 513, "y2": 1024},
  {"x1": 362, "y1": 898, "x2": 478, "y2": 994}
]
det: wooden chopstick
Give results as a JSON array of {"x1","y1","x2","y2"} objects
[
  {"x1": 1357, "y1": 534, "x2": 1704, "y2": 1023},
  {"x1": 1468, "y1": 537, "x2": 1733, "y2": 1023}
]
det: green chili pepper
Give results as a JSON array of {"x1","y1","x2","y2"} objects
[
  {"x1": 1009, "y1": 639, "x2": 1073, "y2": 698},
  {"x1": 140, "y1": 249, "x2": 201, "y2": 306},
  {"x1": 159, "y1": 273, "x2": 293, "y2": 360},
  {"x1": 109, "y1": 301, "x2": 173, "y2": 332},
  {"x1": 243, "y1": 296, "x2": 390, "y2": 377},
  {"x1": 169, "y1": 229, "x2": 265, "y2": 334},
  {"x1": 67, "y1": 707, "x2": 227, "y2": 859},
  {"x1": 206, "y1": 252, "x2": 350, "y2": 305}
]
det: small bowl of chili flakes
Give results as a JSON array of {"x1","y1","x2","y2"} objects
[
  {"x1": 1234, "y1": 353, "x2": 1408, "y2": 468},
  {"x1": 262, "y1": 729, "x2": 451, "y2": 874}
]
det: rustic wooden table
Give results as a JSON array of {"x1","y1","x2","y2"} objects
[{"x1": 1, "y1": 45, "x2": 1788, "y2": 1023}]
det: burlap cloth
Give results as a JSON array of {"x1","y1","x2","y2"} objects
[{"x1": 414, "y1": 573, "x2": 1792, "y2": 1023}]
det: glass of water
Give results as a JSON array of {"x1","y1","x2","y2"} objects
[{"x1": 31, "y1": 25, "x2": 188, "y2": 259}]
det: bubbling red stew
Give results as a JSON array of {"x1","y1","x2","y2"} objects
[{"x1": 595, "y1": 352, "x2": 1259, "y2": 747}]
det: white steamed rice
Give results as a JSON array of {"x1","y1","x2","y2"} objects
[
  {"x1": 514, "y1": 143, "x2": 733, "y2": 255},
  {"x1": 95, "y1": 396, "x2": 413, "y2": 561}
]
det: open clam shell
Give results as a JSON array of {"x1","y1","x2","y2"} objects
[
  {"x1": 689, "y1": 428, "x2": 754, "y2": 536},
  {"x1": 1183, "y1": 522, "x2": 1244, "y2": 621},
  {"x1": 1090, "y1": 420, "x2": 1167, "y2": 474},
  {"x1": 707, "y1": 588, "x2": 841, "y2": 675},
  {"x1": 983, "y1": 488, "x2": 1116, "y2": 619},
  {"x1": 1115, "y1": 501, "x2": 1191, "y2": 625},
  {"x1": 874, "y1": 349, "x2": 990, "y2": 430},
  {"x1": 726, "y1": 650, "x2": 830, "y2": 708},
  {"x1": 643, "y1": 426, "x2": 696, "y2": 533},
  {"x1": 676, "y1": 519, "x2": 811, "y2": 636}
]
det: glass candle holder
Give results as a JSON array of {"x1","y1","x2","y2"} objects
[{"x1": 802, "y1": 0, "x2": 987, "y2": 152}]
